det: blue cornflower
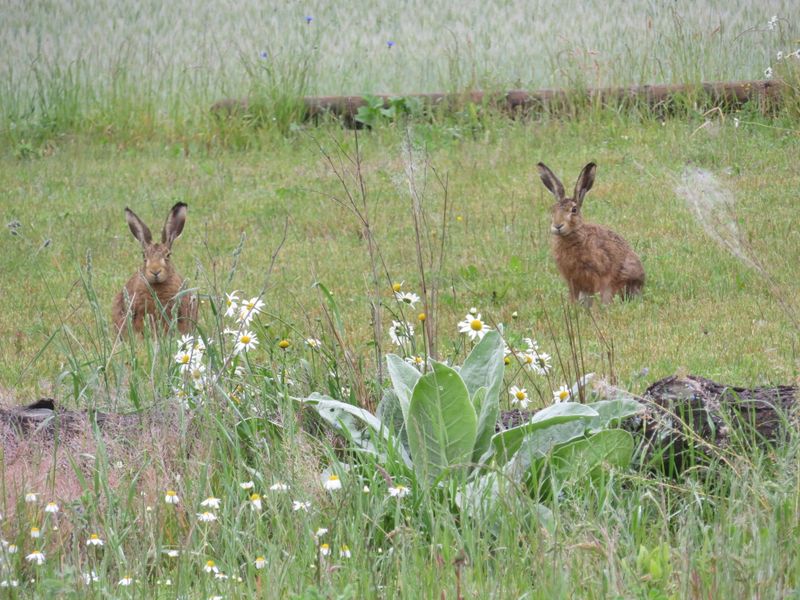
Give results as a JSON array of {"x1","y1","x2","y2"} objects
[
  {"x1": 387, "y1": 40, "x2": 395, "y2": 48},
  {"x1": 260, "y1": 50, "x2": 268, "y2": 59},
  {"x1": 305, "y1": 16, "x2": 313, "y2": 24}
]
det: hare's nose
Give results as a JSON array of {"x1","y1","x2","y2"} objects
[
  {"x1": 151, "y1": 269, "x2": 161, "y2": 276},
  {"x1": 554, "y1": 223, "x2": 564, "y2": 231}
]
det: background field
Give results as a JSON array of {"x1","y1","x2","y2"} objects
[{"x1": 0, "y1": 1, "x2": 799, "y2": 598}]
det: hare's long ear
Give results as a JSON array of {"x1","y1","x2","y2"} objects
[
  {"x1": 574, "y1": 162, "x2": 596, "y2": 207},
  {"x1": 162, "y1": 202, "x2": 187, "y2": 246},
  {"x1": 536, "y1": 163, "x2": 565, "y2": 200},
  {"x1": 125, "y1": 208, "x2": 152, "y2": 247}
]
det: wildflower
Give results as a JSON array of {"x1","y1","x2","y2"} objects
[
  {"x1": 225, "y1": 291, "x2": 240, "y2": 317},
  {"x1": 523, "y1": 337, "x2": 539, "y2": 352},
  {"x1": 44, "y1": 501, "x2": 59, "y2": 514},
  {"x1": 391, "y1": 281, "x2": 403, "y2": 292},
  {"x1": 458, "y1": 313, "x2": 491, "y2": 341},
  {"x1": 509, "y1": 386, "x2": 530, "y2": 409},
  {"x1": 767, "y1": 15, "x2": 778, "y2": 30},
  {"x1": 405, "y1": 355, "x2": 426, "y2": 370},
  {"x1": 469, "y1": 307, "x2": 478, "y2": 315},
  {"x1": 200, "y1": 496, "x2": 221, "y2": 509},
  {"x1": 394, "y1": 291, "x2": 420, "y2": 307},
  {"x1": 259, "y1": 50, "x2": 268, "y2": 60},
  {"x1": 388, "y1": 320, "x2": 414, "y2": 345},
  {"x1": 249, "y1": 494, "x2": 263, "y2": 511},
  {"x1": 25, "y1": 492, "x2": 38, "y2": 503},
  {"x1": 362, "y1": 485, "x2": 370, "y2": 493},
  {"x1": 340, "y1": 545, "x2": 352, "y2": 558},
  {"x1": 292, "y1": 500, "x2": 311, "y2": 512},
  {"x1": 234, "y1": 330, "x2": 259, "y2": 355},
  {"x1": 175, "y1": 349, "x2": 198, "y2": 371},
  {"x1": 204, "y1": 560, "x2": 219, "y2": 574},
  {"x1": 777, "y1": 50, "x2": 784, "y2": 61},
  {"x1": 315, "y1": 528, "x2": 329, "y2": 540},
  {"x1": 26, "y1": 550, "x2": 45, "y2": 565},
  {"x1": 418, "y1": 312, "x2": 426, "y2": 322},
  {"x1": 189, "y1": 363, "x2": 207, "y2": 389},
  {"x1": 765, "y1": 67, "x2": 773, "y2": 78},
  {"x1": 269, "y1": 482, "x2": 289, "y2": 492},
  {"x1": 733, "y1": 117, "x2": 740, "y2": 128},
  {"x1": 387, "y1": 40, "x2": 395, "y2": 48},
  {"x1": 255, "y1": 555, "x2": 267, "y2": 569},
  {"x1": 118, "y1": 576, "x2": 133, "y2": 586},
  {"x1": 240, "y1": 481, "x2": 255, "y2": 490},
  {"x1": 388, "y1": 484, "x2": 411, "y2": 498},
  {"x1": 278, "y1": 339, "x2": 291, "y2": 349},
  {"x1": 82, "y1": 571, "x2": 99, "y2": 584},
  {"x1": 164, "y1": 549, "x2": 180, "y2": 558},
  {"x1": 324, "y1": 474, "x2": 342, "y2": 491},
  {"x1": 319, "y1": 543, "x2": 330, "y2": 556},
  {"x1": 305, "y1": 338, "x2": 322, "y2": 349},
  {"x1": 164, "y1": 490, "x2": 180, "y2": 505},
  {"x1": 237, "y1": 297, "x2": 265, "y2": 325},
  {"x1": 7, "y1": 544, "x2": 17, "y2": 554},
  {"x1": 30, "y1": 527, "x2": 41, "y2": 539},
  {"x1": 305, "y1": 15, "x2": 313, "y2": 23},
  {"x1": 553, "y1": 385, "x2": 571, "y2": 403},
  {"x1": 511, "y1": 311, "x2": 519, "y2": 319},
  {"x1": 197, "y1": 511, "x2": 218, "y2": 522},
  {"x1": 87, "y1": 534, "x2": 104, "y2": 547},
  {"x1": 179, "y1": 333, "x2": 205, "y2": 352},
  {"x1": 529, "y1": 351, "x2": 552, "y2": 375}
]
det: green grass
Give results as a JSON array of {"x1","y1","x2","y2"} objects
[{"x1": 0, "y1": 109, "x2": 798, "y2": 596}]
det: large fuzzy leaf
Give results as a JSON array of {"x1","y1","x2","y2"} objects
[
  {"x1": 386, "y1": 354, "x2": 422, "y2": 422},
  {"x1": 490, "y1": 402, "x2": 599, "y2": 465},
  {"x1": 407, "y1": 361, "x2": 477, "y2": 486},
  {"x1": 550, "y1": 429, "x2": 634, "y2": 483},
  {"x1": 471, "y1": 386, "x2": 498, "y2": 464},
  {"x1": 460, "y1": 330, "x2": 505, "y2": 405}
]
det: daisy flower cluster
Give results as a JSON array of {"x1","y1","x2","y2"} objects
[
  {"x1": 387, "y1": 282, "x2": 426, "y2": 363},
  {"x1": 174, "y1": 333, "x2": 208, "y2": 390},
  {"x1": 223, "y1": 291, "x2": 265, "y2": 355}
]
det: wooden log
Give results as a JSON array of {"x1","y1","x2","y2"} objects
[{"x1": 211, "y1": 79, "x2": 785, "y2": 125}]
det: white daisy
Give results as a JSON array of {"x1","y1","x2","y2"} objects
[
  {"x1": 319, "y1": 543, "x2": 331, "y2": 557},
  {"x1": 200, "y1": 497, "x2": 221, "y2": 509},
  {"x1": 509, "y1": 385, "x2": 530, "y2": 409},
  {"x1": 44, "y1": 501, "x2": 59, "y2": 514},
  {"x1": 315, "y1": 527, "x2": 329, "y2": 538},
  {"x1": 394, "y1": 291, "x2": 420, "y2": 307},
  {"x1": 457, "y1": 313, "x2": 491, "y2": 341},
  {"x1": 164, "y1": 490, "x2": 180, "y2": 505},
  {"x1": 340, "y1": 545, "x2": 352, "y2": 559},
  {"x1": 388, "y1": 485, "x2": 411, "y2": 498},
  {"x1": 0, "y1": 580, "x2": 19, "y2": 588},
  {"x1": 523, "y1": 337, "x2": 539, "y2": 353},
  {"x1": 82, "y1": 571, "x2": 100, "y2": 584},
  {"x1": 25, "y1": 492, "x2": 38, "y2": 503},
  {"x1": 292, "y1": 500, "x2": 311, "y2": 512},
  {"x1": 174, "y1": 348, "x2": 200, "y2": 372},
  {"x1": 388, "y1": 320, "x2": 414, "y2": 346},
  {"x1": 237, "y1": 297, "x2": 265, "y2": 325},
  {"x1": 164, "y1": 549, "x2": 180, "y2": 558},
  {"x1": 30, "y1": 527, "x2": 40, "y2": 539},
  {"x1": 269, "y1": 482, "x2": 289, "y2": 492},
  {"x1": 254, "y1": 556, "x2": 267, "y2": 569},
  {"x1": 305, "y1": 338, "x2": 322, "y2": 350},
  {"x1": 86, "y1": 533, "x2": 104, "y2": 546},
  {"x1": 249, "y1": 494, "x2": 262, "y2": 511},
  {"x1": 234, "y1": 330, "x2": 259, "y2": 355},
  {"x1": 224, "y1": 291, "x2": 241, "y2": 318},
  {"x1": 197, "y1": 511, "x2": 217, "y2": 523},
  {"x1": 118, "y1": 576, "x2": 133, "y2": 586},
  {"x1": 240, "y1": 481, "x2": 255, "y2": 490},
  {"x1": 553, "y1": 385, "x2": 571, "y2": 403},
  {"x1": 404, "y1": 355, "x2": 426, "y2": 370},
  {"x1": 26, "y1": 550, "x2": 45, "y2": 565},
  {"x1": 204, "y1": 560, "x2": 219, "y2": 574},
  {"x1": 323, "y1": 474, "x2": 342, "y2": 491},
  {"x1": 188, "y1": 363, "x2": 207, "y2": 389}
]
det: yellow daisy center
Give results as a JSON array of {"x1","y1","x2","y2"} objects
[
  {"x1": 470, "y1": 319, "x2": 483, "y2": 331},
  {"x1": 515, "y1": 391, "x2": 526, "y2": 400},
  {"x1": 559, "y1": 390, "x2": 569, "y2": 400},
  {"x1": 278, "y1": 339, "x2": 290, "y2": 349},
  {"x1": 250, "y1": 494, "x2": 261, "y2": 501},
  {"x1": 392, "y1": 283, "x2": 402, "y2": 292},
  {"x1": 90, "y1": 534, "x2": 100, "y2": 540},
  {"x1": 240, "y1": 335, "x2": 250, "y2": 344},
  {"x1": 329, "y1": 475, "x2": 339, "y2": 481},
  {"x1": 206, "y1": 560, "x2": 215, "y2": 568},
  {"x1": 504, "y1": 357, "x2": 510, "y2": 365},
  {"x1": 181, "y1": 355, "x2": 190, "y2": 364}
]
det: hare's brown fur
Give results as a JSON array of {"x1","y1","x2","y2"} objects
[
  {"x1": 112, "y1": 202, "x2": 197, "y2": 335},
  {"x1": 537, "y1": 162, "x2": 644, "y2": 304}
]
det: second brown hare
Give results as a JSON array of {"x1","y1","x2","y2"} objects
[
  {"x1": 112, "y1": 202, "x2": 197, "y2": 335},
  {"x1": 536, "y1": 162, "x2": 644, "y2": 304}
]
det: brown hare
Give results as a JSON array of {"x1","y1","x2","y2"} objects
[
  {"x1": 112, "y1": 202, "x2": 197, "y2": 335},
  {"x1": 536, "y1": 162, "x2": 644, "y2": 304}
]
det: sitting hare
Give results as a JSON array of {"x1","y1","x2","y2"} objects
[
  {"x1": 112, "y1": 202, "x2": 197, "y2": 334},
  {"x1": 537, "y1": 162, "x2": 644, "y2": 304}
]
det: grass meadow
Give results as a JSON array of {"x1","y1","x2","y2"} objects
[{"x1": 1, "y1": 1, "x2": 800, "y2": 598}]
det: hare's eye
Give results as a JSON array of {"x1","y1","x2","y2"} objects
[{"x1": 570, "y1": 206, "x2": 578, "y2": 214}]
